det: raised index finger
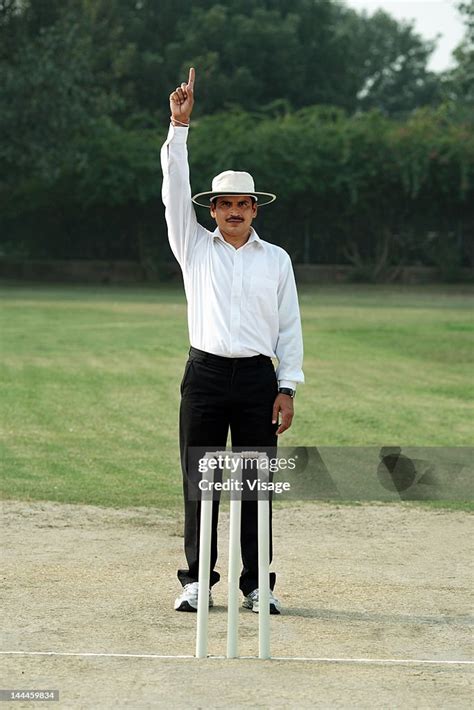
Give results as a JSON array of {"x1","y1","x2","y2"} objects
[{"x1": 187, "y1": 66, "x2": 195, "y2": 90}]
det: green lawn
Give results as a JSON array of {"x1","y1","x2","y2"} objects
[{"x1": 1, "y1": 282, "x2": 472, "y2": 509}]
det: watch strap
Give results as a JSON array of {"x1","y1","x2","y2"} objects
[{"x1": 278, "y1": 387, "x2": 295, "y2": 398}]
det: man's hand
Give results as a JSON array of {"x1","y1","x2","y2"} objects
[
  {"x1": 272, "y1": 394, "x2": 294, "y2": 436},
  {"x1": 170, "y1": 67, "x2": 195, "y2": 125}
]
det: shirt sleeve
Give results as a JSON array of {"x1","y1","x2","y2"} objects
[
  {"x1": 160, "y1": 123, "x2": 204, "y2": 270},
  {"x1": 275, "y1": 253, "x2": 305, "y2": 390}
]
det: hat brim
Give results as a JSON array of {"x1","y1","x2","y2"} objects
[{"x1": 191, "y1": 190, "x2": 277, "y2": 207}]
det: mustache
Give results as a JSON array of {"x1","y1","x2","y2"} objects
[{"x1": 226, "y1": 217, "x2": 243, "y2": 221}]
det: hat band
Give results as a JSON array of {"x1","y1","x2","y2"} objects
[{"x1": 192, "y1": 190, "x2": 277, "y2": 207}]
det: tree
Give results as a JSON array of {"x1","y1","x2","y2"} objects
[
  {"x1": 0, "y1": 0, "x2": 469, "y2": 271},
  {"x1": 160, "y1": 0, "x2": 442, "y2": 117},
  {"x1": 351, "y1": 9, "x2": 442, "y2": 115},
  {"x1": 0, "y1": 8, "x2": 117, "y2": 186},
  {"x1": 442, "y1": 0, "x2": 474, "y2": 108}
]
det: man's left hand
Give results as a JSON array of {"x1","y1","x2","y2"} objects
[{"x1": 272, "y1": 394, "x2": 294, "y2": 435}]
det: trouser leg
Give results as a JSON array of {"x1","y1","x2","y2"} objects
[
  {"x1": 177, "y1": 356, "x2": 230, "y2": 588},
  {"x1": 229, "y1": 361, "x2": 278, "y2": 596}
]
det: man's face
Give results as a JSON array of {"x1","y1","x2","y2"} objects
[{"x1": 210, "y1": 195, "x2": 257, "y2": 240}]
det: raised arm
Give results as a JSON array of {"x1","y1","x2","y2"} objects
[{"x1": 160, "y1": 67, "x2": 201, "y2": 269}]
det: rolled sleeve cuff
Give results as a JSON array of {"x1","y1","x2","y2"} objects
[
  {"x1": 168, "y1": 123, "x2": 189, "y2": 143},
  {"x1": 278, "y1": 379, "x2": 297, "y2": 390}
]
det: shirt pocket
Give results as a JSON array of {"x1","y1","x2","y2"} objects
[{"x1": 248, "y1": 274, "x2": 279, "y2": 319}]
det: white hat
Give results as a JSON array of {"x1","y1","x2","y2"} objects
[{"x1": 192, "y1": 170, "x2": 276, "y2": 207}]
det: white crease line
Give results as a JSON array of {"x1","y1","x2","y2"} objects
[
  {"x1": 0, "y1": 652, "x2": 194, "y2": 660},
  {"x1": 0, "y1": 651, "x2": 472, "y2": 665}
]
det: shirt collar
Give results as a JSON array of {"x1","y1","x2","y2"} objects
[{"x1": 213, "y1": 226, "x2": 263, "y2": 248}]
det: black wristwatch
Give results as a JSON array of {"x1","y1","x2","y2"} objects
[{"x1": 278, "y1": 387, "x2": 295, "y2": 398}]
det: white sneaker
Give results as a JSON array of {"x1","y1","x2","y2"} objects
[
  {"x1": 174, "y1": 582, "x2": 213, "y2": 612},
  {"x1": 242, "y1": 588, "x2": 281, "y2": 615}
]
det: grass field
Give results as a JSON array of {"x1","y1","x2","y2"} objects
[{"x1": 1, "y1": 282, "x2": 472, "y2": 509}]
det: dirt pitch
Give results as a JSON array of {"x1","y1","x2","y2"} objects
[{"x1": 1, "y1": 500, "x2": 473, "y2": 709}]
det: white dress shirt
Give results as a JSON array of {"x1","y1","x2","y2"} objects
[{"x1": 160, "y1": 124, "x2": 304, "y2": 390}]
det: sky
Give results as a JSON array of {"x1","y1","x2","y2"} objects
[{"x1": 344, "y1": 0, "x2": 466, "y2": 72}]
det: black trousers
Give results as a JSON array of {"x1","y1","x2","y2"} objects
[{"x1": 178, "y1": 346, "x2": 278, "y2": 596}]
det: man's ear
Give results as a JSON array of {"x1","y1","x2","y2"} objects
[{"x1": 210, "y1": 204, "x2": 216, "y2": 219}]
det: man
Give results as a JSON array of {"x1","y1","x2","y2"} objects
[{"x1": 161, "y1": 67, "x2": 304, "y2": 615}]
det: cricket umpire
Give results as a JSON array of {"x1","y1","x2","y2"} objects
[{"x1": 160, "y1": 67, "x2": 304, "y2": 614}]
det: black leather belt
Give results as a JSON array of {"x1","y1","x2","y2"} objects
[{"x1": 188, "y1": 346, "x2": 272, "y2": 368}]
